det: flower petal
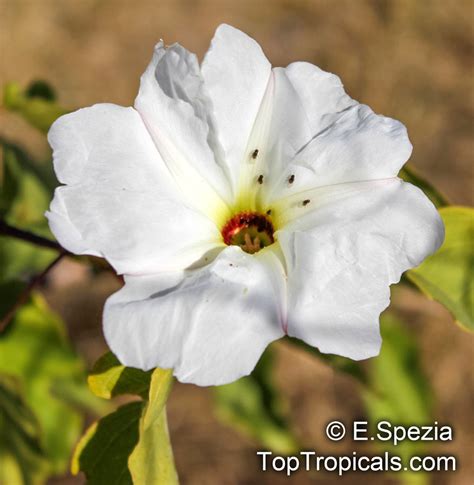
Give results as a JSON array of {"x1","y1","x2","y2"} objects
[
  {"x1": 201, "y1": 24, "x2": 272, "y2": 190},
  {"x1": 277, "y1": 179, "x2": 444, "y2": 360},
  {"x1": 103, "y1": 246, "x2": 286, "y2": 386},
  {"x1": 47, "y1": 104, "x2": 222, "y2": 274},
  {"x1": 238, "y1": 67, "x2": 313, "y2": 211},
  {"x1": 135, "y1": 41, "x2": 232, "y2": 223},
  {"x1": 268, "y1": 103, "x2": 413, "y2": 201},
  {"x1": 284, "y1": 61, "x2": 356, "y2": 135}
]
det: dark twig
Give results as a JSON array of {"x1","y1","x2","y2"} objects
[
  {"x1": 0, "y1": 219, "x2": 122, "y2": 331},
  {"x1": 0, "y1": 219, "x2": 65, "y2": 252},
  {"x1": 0, "y1": 251, "x2": 67, "y2": 333}
]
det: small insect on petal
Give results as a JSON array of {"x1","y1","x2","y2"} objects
[
  {"x1": 288, "y1": 174, "x2": 295, "y2": 184},
  {"x1": 257, "y1": 174, "x2": 264, "y2": 184},
  {"x1": 302, "y1": 199, "x2": 311, "y2": 206},
  {"x1": 251, "y1": 149, "x2": 259, "y2": 159},
  {"x1": 266, "y1": 209, "x2": 272, "y2": 215}
]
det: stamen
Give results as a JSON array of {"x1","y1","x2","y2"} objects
[
  {"x1": 251, "y1": 149, "x2": 259, "y2": 159},
  {"x1": 221, "y1": 211, "x2": 274, "y2": 254},
  {"x1": 257, "y1": 174, "x2": 264, "y2": 184}
]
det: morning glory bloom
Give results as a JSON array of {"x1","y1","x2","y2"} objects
[{"x1": 46, "y1": 24, "x2": 444, "y2": 386}]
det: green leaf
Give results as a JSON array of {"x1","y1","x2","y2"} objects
[
  {"x1": 3, "y1": 144, "x2": 52, "y2": 231},
  {"x1": 3, "y1": 82, "x2": 68, "y2": 133},
  {"x1": 72, "y1": 401, "x2": 142, "y2": 485},
  {"x1": 407, "y1": 206, "x2": 474, "y2": 331},
  {"x1": 0, "y1": 280, "x2": 26, "y2": 323},
  {"x1": 0, "y1": 374, "x2": 49, "y2": 485},
  {"x1": 1, "y1": 137, "x2": 57, "y2": 193},
  {"x1": 214, "y1": 346, "x2": 298, "y2": 454},
  {"x1": 364, "y1": 313, "x2": 432, "y2": 485},
  {"x1": 74, "y1": 368, "x2": 177, "y2": 485},
  {"x1": 400, "y1": 164, "x2": 449, "y2": 208},
  {"x1": 0, "y1": 141, "x2": 57, "y2": 320},
  {"x1": 128, "y1": 369, "x2": 178, "y2": 485},
  {"x1": 0, "y1": 144, "x2": 21, "y2": 217},
  {"x1": 0, "y1": 237, "x2": 56, "y2": 287},
  {"x1": 88, "y1": 352, "x2": 153, "y2": 400},
  {"x1": 0, "y1": 295, "x2": 90, "y2": 474},
  {"x1": 25, "y1": 81, "x2": 56, "y2": 102}
]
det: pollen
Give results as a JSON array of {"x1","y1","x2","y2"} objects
[{"x1": 221, "y1": 212, "x2": 274, "y2": 254}]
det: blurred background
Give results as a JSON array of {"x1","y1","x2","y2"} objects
[{"x1": 0, "y1": 0, "x2": 472, "y2": 484}]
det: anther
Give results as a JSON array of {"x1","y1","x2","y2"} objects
[
  {"x1": 257, "y1": 174, "x2": 264, "y2": 184},
  {"x1": 251, "y1": 149, "x2": 259, "y2": 159},
  {"x1": 288, "y1": 174, "x2": 295, "y2": 184},
  {"x1": 302, "y1": 199, "x2": 311, "y2": 206}
]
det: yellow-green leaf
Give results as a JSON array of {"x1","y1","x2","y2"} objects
[
  {"x1": 128, "y1": 368, "x2": 178, "y2": 485},
  {"x1": 71, "y1": 401, "x2": 142, "y2": 485},
  {"x1": 87, "y1": 352, "x2": 153, "y2": 400},
  {"x1": 407, "y1": 206, "x2": 474, "y2": 331},
  {"x1": 3, "y1": 82, "x2": 68, "y2": 134},
  {"x1": 74, "y1": 368, "x2": 177, "y2": 485}
]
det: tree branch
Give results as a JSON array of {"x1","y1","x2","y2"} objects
[
  {"x1": 0, "y1": 251, "x2": 67, "y2": 333},
  {"x1": 0, "y1": 219, "x2": 65, "y2": 252}
]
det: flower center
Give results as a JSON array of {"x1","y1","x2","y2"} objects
[{"x1": 221, "y1": 212, "x2": 274, "y2": 254}]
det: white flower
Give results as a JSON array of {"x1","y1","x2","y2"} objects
[{"x1": 46, "y1": 24, "x2": 444, "y2": 386}]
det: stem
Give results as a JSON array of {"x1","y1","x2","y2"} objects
[
  {"x1": 0, "y1": 251, "x2": 66, "y2": 333},
  {"x1": 0, "y1": 219, "x2": 65, "y2": 252}
]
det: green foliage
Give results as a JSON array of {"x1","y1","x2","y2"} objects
[
  {"x1": 128, "y1": 369, "x2": 178, "y2": 485},
  {"x1": 1, "y1": 137, "x2": 57, "y2": 193},
  {"x1": 72, "y1": 402, "x2": 143, "y2": 485},
  {"x1": 0, "y1": 141, "x2": 57, "y2": 321},
  {"x1": 213, "y1": 346, "x2": 298, "y2": 454},
  {"x1": 25, "y1": 81, "x2": 57, "y2": 102},
  {"x1": 88, "y1": 351, "x2": 153, "y2": 400},
  {"x1": 0, "y1": 141, "x2": 55, "y2": 262},
  {"x1": 0, "y1": 144, "x2": 20, "y2": 217},
  {"x1": 364, "y1": 313, "x2": 432, "y2": 485},
  {"x1": 1, "y1": 142, "x2": 52, "y2": 232},
  {"x1": 0, "y1": 375, "x2": 49, "y2": 485},
  {"x1": 0, "y1": 295, "x2": 95, "y2": 476},
  {"x1": 74, "y1": 360, "x2": 178, "y2": 484},
  {"x1": 407, "y1": 206, "x2": 474, "y2": 331},
  {"x1": 3, "y1": 82, "x2": 68, "y2": 134}
]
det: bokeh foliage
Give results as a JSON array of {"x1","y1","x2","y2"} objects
[{"x1": 0, "y1": 79, "x2": 472, "y2": 485}]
